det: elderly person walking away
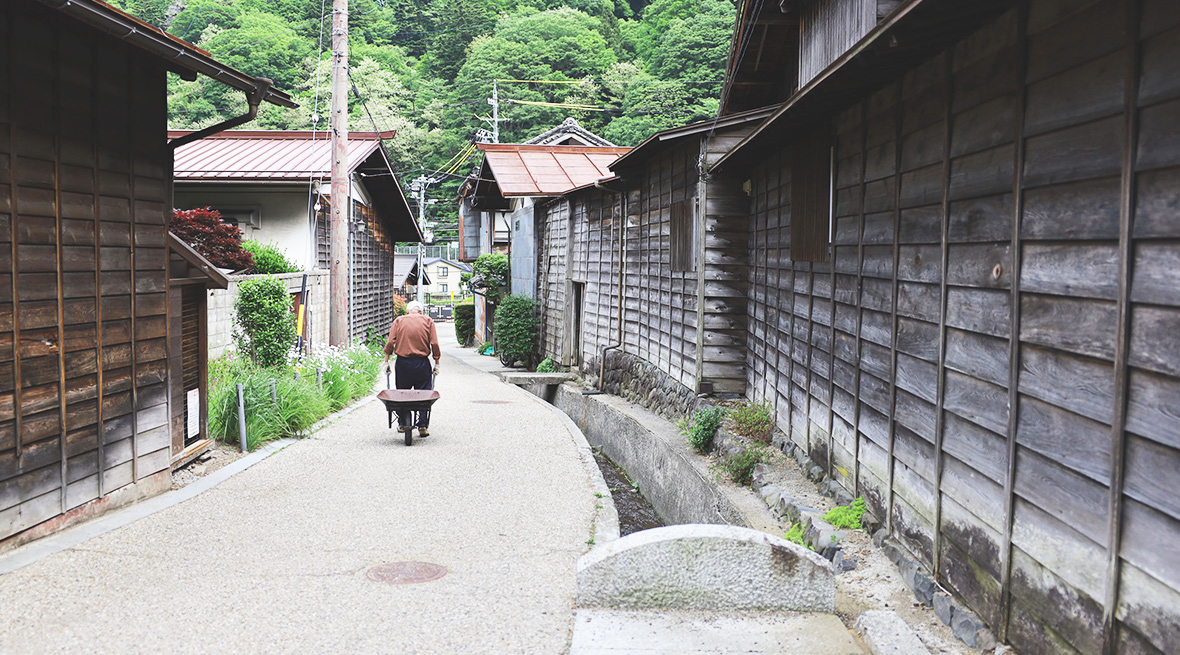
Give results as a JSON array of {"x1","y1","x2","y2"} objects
[{"x1": 384, "y1": 301, "x2": 441, "y2": 436}]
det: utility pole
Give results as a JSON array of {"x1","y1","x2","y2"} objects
[
  {"x1": 491, "y1": 80, "x2": 500, "y2": 143},
  {"x1": 328, "y1": 0, "x2": 349, "y2": 345},
  {"x1": 410, "y1": 175, "x2": 438, "y2": 306}
]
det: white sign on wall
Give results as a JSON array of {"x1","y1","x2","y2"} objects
[{"x1": 187, "y1": 389, "x2": 200, "y2": 438}]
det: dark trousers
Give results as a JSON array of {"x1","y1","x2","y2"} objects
[{"x1": 395, "y1": 356, "x2": 434, "y2": 428}]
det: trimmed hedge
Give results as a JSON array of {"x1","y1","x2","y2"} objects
[
  {"x1": 493, "y1": 293, "x2": 537, "y2": 367},
  {"x1": 454, "y1": 302, "x2": 475, "y2": 346}
]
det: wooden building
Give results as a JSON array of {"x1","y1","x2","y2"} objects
[
  {"x1": 535, "y1": 0, "x2": 1180, "y2": 652},
  {"x1": 0, "y1": 0, "x2": 294, "y2": 548}
]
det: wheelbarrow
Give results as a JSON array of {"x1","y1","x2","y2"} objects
[{"x1": 377, "y1": 367, "x2": 440, "y2": 446}]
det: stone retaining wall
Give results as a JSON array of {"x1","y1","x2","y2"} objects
[{"x1": 589, "y1": 350, "x2": 699, "y2": 424}]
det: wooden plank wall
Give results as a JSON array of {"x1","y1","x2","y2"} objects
[
  {"x1": 536, "y1": 199, "x2": 569, "y2": 362},
  {"x1": 568, "y1": 190, "x2": 620, "y2": 370},
  {"x1": 348, "y1": 201, "x2": 397, "y2": 342},
  {"x1": 0, "y1": 3, "x2": 172, "y2": 542},
  {"x1": 745, "y1": 1, "x2": 1180, "y2": 653},
  {"x1": 798, "y1": 0, "x2": 877, "y2": 87}
]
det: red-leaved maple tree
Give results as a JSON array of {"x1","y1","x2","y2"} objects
[{"x1": 170, "y1": 207, "x2": 254, "y2": 272}]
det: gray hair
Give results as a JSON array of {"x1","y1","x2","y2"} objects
[{"x1": 406, "y1": 300, "x2": 424, "y2": 314}]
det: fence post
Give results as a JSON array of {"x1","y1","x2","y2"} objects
[{"x1": 236, "y1": 383, "x2": 248, "y2": 453}]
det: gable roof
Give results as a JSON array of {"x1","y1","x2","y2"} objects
[
  {"x1": 608, "y1": 105, "x2": 777, "y2": 174},
  {"x1": 424, "y1": 257, "x2": 472, "y2": 272},
  {"x1": 170, "y1": 130, "x2": 397, "y2": 181},
  {"x1": 394, "y1": 254, "x2": 431, "y2": 286},
  {"x1": 476, "y1": 144, "x2": 631, "y2": 197},
  {"x1": 171, "y1": 130, "x2": 423, "y2": 242},
  {"x1": 523, "y1": 117, "x2": 617, "y2": 147},
  {"x1": 43, "y1": 0, "x2": 295, "y2": 109}
]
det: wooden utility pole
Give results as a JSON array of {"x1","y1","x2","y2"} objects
[{"x1": 329, "y1": 0, "x2": 349, "y2": 345}]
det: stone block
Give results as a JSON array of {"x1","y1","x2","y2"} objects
[
  {"x1": 855, "y1": 610, "x2": 932, "y2": 655},
  {"x1": 952, "y1": 608, "x2": 990, "y2": 648},
  {"x1": 758, "y1": 485, "x2": 780, "y2": 501},
  {"x1": 577, "y1": 524, "x2": 836, "y2": 612},
  {"x1": 882, "y1": 543, "x2": 904, "y2": 565},
  {"x1": 912, "y1": 572, "x2": 937, "y2": 606},
  {"x1": 933, "y1": 591, "x2": 955, "y2": 626},
  {"x1": 835, "y1": 489, "x2": 855, "y2": 506},
  {"x1": 872, "y1": 528, "x2": 889, "y2": 547}
]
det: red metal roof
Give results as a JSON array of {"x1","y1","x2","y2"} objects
[
  {"x1": 170, "y1": 130, "x2": 397, "y2": 181},
  {"x1": 478, "y1": 144, "x2": 631, "y2": 196}
]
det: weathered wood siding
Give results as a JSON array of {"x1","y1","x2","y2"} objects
[
  {"x1": 348, "y1": 201, "x2": 399, "y2": 342},
  {"x1": 0, "y1": 2, "x2": 173, "y2": 541},
  {"x1": 745, "y1": 1, "x2": 1180, "y2": 653},
  {"x1": 798, "y1": 0, "x2": 877, "y2": 87}
]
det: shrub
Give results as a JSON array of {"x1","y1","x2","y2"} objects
[
  {"x1": 454, "y1": 302, "x2": 475, "y2": 346},
  {"x1": 470, "y1": 253, "x2": 509, "y2": 303},
  {"x1": 233, "y1": 277, "x2": 297, "y2": 368},
  {"x1": 170, "y1": 207, "x2": 253, "y2": 271},
  {"x1": 730, "y1": 399, "x2": 775, "y2": 443},
  {"x1": 716, "y1": 443, "x2": 772, "y2": 486},
  {"x1": 478, "y1": 341, "x2": 494, "y2": 356},
  {"x1": 823, "y1": 497, "x2": 866, "y2": 531},
  {"x1": 784, "y1": 523, "x2": 814, "y2": 550},
  {"x1": 494, "y1": 293, "x2": 538, "y2": 367},
  {"x1": 242, "y1": 240, "x2": 301, "y2": 274},
  {"x1": 536, "y1": 357, "x2": 557, "y2": 373},
  {"x1": 683, "y1": 405, "x2": 725, "y2": 454},
  {"x1": 392, "y1": 295, "x2": 407, "y2": 318}
]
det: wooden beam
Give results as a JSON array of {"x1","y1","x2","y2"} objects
[
  {"x1": 1101, "y1": 1, "x2": 1143, "y2": 652},
  {"x1": 852, "y1": 101, "x2": 869, "y2": 500},
  {"x1": 931, "y1": 49, "x2": 954, "y2": 581},
  {"x1": 885, "y1": 79, "x2": 904, "y2": 538},
  {"x1": 997, "y1": 3, "x2": 1030, "y2": 643}
]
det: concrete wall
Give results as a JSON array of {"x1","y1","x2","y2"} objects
[
  {"x1": 208, "y1": 271, "x2": 329, "y2": 359},
  {"x1": 174, "y1": 184, "x2": 314, "y2": 270}
]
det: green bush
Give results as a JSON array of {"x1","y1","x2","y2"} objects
[
  {"x1": 730, "y1": 399, "x2": 775, "y2": 443},
  {"x1": 478, "y1": 341, "x2": 494, "y2": 356},
  {"x1": 471, "y1": 253, "x2": 509, "y2": 303},
  {"x1": 454, "y1": 302, "x2": 475, "y2": 346},
  {"x1": 536, "y1": 356, "x2": 557, "y2": 373},
  {"x1": 716, "y1": 443, "x2": 772, "y2": 486},
  {"x1": 683, "y1": 405, "x2": 725, "y2": 454},
  {"x1": 233, "y1": 277, "x2": 296, "y2": 368},
  {"x1": 823, "y1": 497, "x2": 866, "y2": 530},
  {"x1": 784, "y1": 523, "x2": 814, "y2": 550},
  {"x1": 493, "y1": 293, "x2": 538, "y2": 367},
  {"x1": 242, "y1": 240, "x2": 301, "y2": 274}
]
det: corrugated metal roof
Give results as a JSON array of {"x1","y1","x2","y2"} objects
[
  {"x1": 170, "y1": 130, "x2": 396, "y2": 180},
  {"x1": 478, "y1": 144, "x2": 631, "y2": 196}
]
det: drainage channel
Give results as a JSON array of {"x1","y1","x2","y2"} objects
[{"x1": 592, "y1": 449, "x2": 663, "y2": 536}]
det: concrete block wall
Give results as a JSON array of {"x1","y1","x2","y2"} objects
[{"x1": 208, "y1": 270, "x2": 329, "y2": 359}]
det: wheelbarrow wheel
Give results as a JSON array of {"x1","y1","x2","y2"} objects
[{"x1": 405, "y1": 427, "x2": 414, "y2": 446}]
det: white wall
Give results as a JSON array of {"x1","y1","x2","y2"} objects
[
  {"x1": 174, "y1": 184, "x2": 316, "y2": 270},
  {"x1": 207, "y1": 270, "x2": 329, "y2": 360}
]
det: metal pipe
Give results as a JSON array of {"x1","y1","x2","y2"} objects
[
  {"x1": 593, "y1": 179, "x2": 627, "y2": 392},
  {"x1": 168, "y1": 80, "x2": 271, "y2": 150},
  {"x1": 236, "y1": 383, "x2": 248, "y2": 452}
]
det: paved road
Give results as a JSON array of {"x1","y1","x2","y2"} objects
[{"x1": 0, "y1": 331, "x2": 605, "y2": 654}]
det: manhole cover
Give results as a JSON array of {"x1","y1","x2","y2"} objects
[
  {"x1": 366, "y1": 561, "x2": 447, "y2": 585},
  {"x1": 471, "y1": 400, "x2": 513, "y2": 404}
]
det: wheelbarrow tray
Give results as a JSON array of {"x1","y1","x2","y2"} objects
[{"x1": 377, "y1": 389, "x2": 440, "y2": 413}]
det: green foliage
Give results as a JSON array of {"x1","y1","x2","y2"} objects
[
  {"x1": 823, "y1": 497, "x2": 867, "y2": 531},
  {"x1": 494, "y1": 294, "x2": 538, "y2": 366},
  {"x1": 536, "y1": 356, "x2": 557, "y2": 373},
  {"x1": 454, "y1": 302, "x2": 476, "y2": 346},
  {"x1": 715, "y1": 444, "x2": 771, "y2": 487},
  {"x1": 471, "y1": 253, "x2": 510, "y2": 303},
  {"x1": 683, "y1": 405, "x2": 725, "y2": 454},
  {"x1": 233, "y1": 277, "x2": 297, "y2": 368},
  {"x1": 784, "y1": 523, "x2": 814, "y2": 550},
  {"x1": 478, "y1": 342, "x2": 495, "y2": 356},
  {"x1": 729, "y1": 400, "x2": 775, "y2": 444},
  {"x1": 242, "y1": 240, "x2": 301, "y2": 275},
  {"x1": 392, "y1": 295, "x2": 408, "y2": 318},
  {"x1": 208, "y1": 345, "x2": 379, "y2": 450}
]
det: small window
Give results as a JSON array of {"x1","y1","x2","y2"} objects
[
  {"x1": 441, "y1": 283, "x2": 448, "y2": 293},
  {"x1": 790, "y1": 127, "x2": 834, "y2": 262},
  {"x1": 438, "y1": 266, "x2": 448, "y2": 277},
  {"x1": 670, "y1": 198, "x2": 696, "y2": 273},
  {"x1": 217, "y1": 208, "x2": 260, "y2": 232}
]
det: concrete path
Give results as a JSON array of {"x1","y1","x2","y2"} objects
[{"x1": 0, "y1": 330, "x2": 605, "y2": 655}]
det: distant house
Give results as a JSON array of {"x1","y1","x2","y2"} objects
[
  {"x1": 459, "y1": 119, "x2": 629, "y2": 343},
  {"x1": 171, "y1": 130, "x2": 422, "y2": 343},
  {"x1": 531, "y1": 0, "x2": 1180, "y2": 653},
  {"x1": 419, "y1": 257, "x2": 471, "y2": 300},
  {"x1": 0, "y1": 0, "x2": 294, "y2": 548}
]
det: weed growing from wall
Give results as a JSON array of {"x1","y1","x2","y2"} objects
[
  {"x1": 729, "y1": 399, "x2": 775, "y2": 443},
  {"x1": 683, "y1": 405, "x2": 726, "y2": 453}
]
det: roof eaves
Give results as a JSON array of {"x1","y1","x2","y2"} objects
[{"x1": 44, "y1": 0, "x2": 296, "y2": 108}]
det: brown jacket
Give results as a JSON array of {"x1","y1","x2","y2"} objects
[{"x1": 384, "y1": 313, "x2": 441, "y2": 361}]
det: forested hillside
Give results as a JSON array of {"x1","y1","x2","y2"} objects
[{"x1": 109, "y1": 0, "x2": 736, "y2": 242}]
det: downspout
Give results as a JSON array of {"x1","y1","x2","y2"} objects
[
  {"x1": 168, "y1": 79, "x2": 273, "y2": 150},
  {"x1": 594, "y1": 180, "x2": 627, "y2": 392}
]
